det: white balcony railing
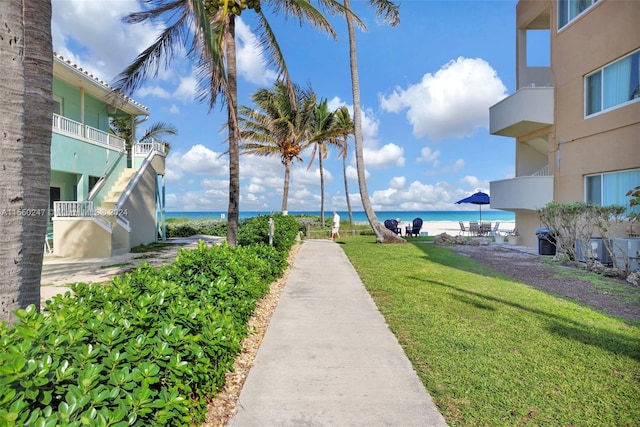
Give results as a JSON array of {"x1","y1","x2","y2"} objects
[
  {"x1": 54, "y1": 201, "x2": 95, "y2": 217},
  {"x1": 52, "y1": 113, "x2": 125, "y2": 151},
  {"x1": 53, "y1": 201, "x2": 113, "y2": 232},
  {"x1": 133, "y1": 140, "x2": 167, "y2": 157}
]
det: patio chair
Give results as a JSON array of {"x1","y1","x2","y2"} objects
[
  {"x1": 44, "y1": 231, "x2": 53, "y2": 254},
  {"x1": 384, "y1": 219, "x2": 400, "y2": 234},
  {"x1": 412, "y1": 218, "x2": 423, "y2": 237},
  {"x1": 491, "y1": 221, "x2": 501, "y2": 236},
  {"x1": 458, "y1": 221, "x2": 468, "y2": 236},
  {"x1": 481, "y1": 222, "x2": 491, "y2": 236},
  {"x1": 469, "y1": 221, "x2": 480, "y2": 236}
]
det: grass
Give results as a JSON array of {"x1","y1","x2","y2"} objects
[{"x1": 339, "y1": 236, "x2": 640, "y2": 426}]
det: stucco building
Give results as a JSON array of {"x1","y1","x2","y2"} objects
[
  {"x1": 49, "y1": 53, "x2": 167, "y2": 258},
  {"x1": 489, "y1": 0, "x2": 640, "y2": 248}
]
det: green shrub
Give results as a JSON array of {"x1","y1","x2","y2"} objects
[
  {"x1": 166, "y1": 220, "x2": 226, "y2": 238},
  {"x1": 237, "y1": 214, "x2": 299, "y2": 253},
  {"x1": 0, "y1": 241, "x2": 289, "y2": 426}
]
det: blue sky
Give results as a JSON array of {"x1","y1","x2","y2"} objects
[{"x1": 52, "y1": 0, "x2": 543, "y2": 213}]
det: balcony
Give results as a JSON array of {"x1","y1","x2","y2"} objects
[
  {"x1": 490, "y1": 167, "x2": 553, "y2": 211},
  {"x1": 52, "y1": 113, "x2": 126, "y2": 152},
  {"x1": 490, "y1": 87, "x2": 554, "y2": 137}
]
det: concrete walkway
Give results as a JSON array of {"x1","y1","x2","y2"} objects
[{"x1": 229, "y1": 239, "x2": 447, "y2": 427}]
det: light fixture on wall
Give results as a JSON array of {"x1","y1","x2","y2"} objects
[{"x1": 107, "y1": 104, "x2": 117, "y2": 114}]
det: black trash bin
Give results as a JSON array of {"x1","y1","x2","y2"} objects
[{"x1": 536, "y1": 228, "x2": 556, "y2": 255}]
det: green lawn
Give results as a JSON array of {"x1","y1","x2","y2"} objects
[{"x1": 339, "y1": 236, "x2": 640, "y2": 426}]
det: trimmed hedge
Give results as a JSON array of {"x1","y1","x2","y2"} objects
[{"x1": 0, "y1": 241, "x2": 288, "y2": 426}]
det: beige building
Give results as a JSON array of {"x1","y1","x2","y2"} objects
[{"x1": 489, "y1": 0, "x2": 640, "y2": 248}]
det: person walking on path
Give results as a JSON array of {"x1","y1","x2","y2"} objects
[{"x1": 331, "y1": 211, "x2": 340, "y2": 239}]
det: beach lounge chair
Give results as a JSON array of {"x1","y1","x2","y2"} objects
[
  {"x1": 469, "y1": 221, "x2": 480, "y2": 236},
  {"x1": 459, "y1": 221, "x2": 468, "y2": 236},
  {"x1": 412, "y1": 218, "x2": 423, "y2": 237},
  {"x1": 384, "y1": 219, "x2": 400, "y2": 234}
]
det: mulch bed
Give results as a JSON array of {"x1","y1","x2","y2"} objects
[{"x1": 451, "y1": 244, "x2": 640, "y2": 322}]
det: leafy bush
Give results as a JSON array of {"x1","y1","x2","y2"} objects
[
  {"x1": 539, "y1": 201, "x2": 626, "y2": 271},
  {"x1": 166, "y1": 220, "x2": 226, "y2": 238},
  {"x1": 0, "y1": 241, "x2": 288, "y2": 426},
  {"x1": 237, "y1": 214, "x2": 300, "y2": 253}
]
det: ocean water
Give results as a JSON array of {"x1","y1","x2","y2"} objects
[{"x1": 165, "y1": 210, "x2": 515, "y2": 224}]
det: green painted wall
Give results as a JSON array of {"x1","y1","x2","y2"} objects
[{"x1": 53, "y1": 77, "x2": 110, "y2": 131}]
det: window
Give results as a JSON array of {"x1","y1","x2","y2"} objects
[
  {"x1": 586, "y1": 50, "x2": 640, "y2": 116},
  {"x1": 558, "y1": 0, "x2": 598, "y2": 29},
  {"x1": 586, "y1": 169, "x2": 640, "y2": 216},
  {"x1": 53, "y1": 95, "x2": 63, "y2": 115}
]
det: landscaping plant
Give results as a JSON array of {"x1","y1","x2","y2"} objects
[{"x1": 0, "y1": 241, "x2": 288, "y2": 426}]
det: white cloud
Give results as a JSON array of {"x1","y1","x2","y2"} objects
[
  {"x1": 235, "y1": 19, "x2": 279, "y2": 85},
  {"x1": 172, "y1": 76, "x2": 198, "y2": 102},
  {"x1": 169, "y1": 104, "x2": 180, "y2": 114},
  {"x1": 418, "y1": 147, "x2": 441, "y2": 164},
  {"x1": 137, "y1": 85, "x2": 172, "y2": 99},
  {"x1": 459, "y1": 176, "x2": 489, "y2": 192},
  {"x1": 363, "y1": 143, "x2": 404, "y2": 169},
  {"x1": 451, "y1": 159, "x2": 465, "y2": 173},
  {"x1": 390, "y1": 176, "x2": 406, "y2": 189},
  {"x1": 380, "y1": 57, "x2": 507, "y2": 141},
  {"x1": 167, "y1": 145, "x2": 227, "y2": 179},
  {"x1": 52, "y1": 0, "x2": 160, "y2": 82},
  {"x1": 370, "y1": 180, "x2": 458, "y2": 211}
]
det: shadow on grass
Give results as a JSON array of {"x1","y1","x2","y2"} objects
[{"x1": 423, "y1": 278, "x2": 640, "y2": 362}]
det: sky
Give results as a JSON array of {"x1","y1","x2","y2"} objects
[{"x1": 51, "y1": 0, "x2": 548, "y2": 213}]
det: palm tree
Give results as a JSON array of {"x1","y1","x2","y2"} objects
[
  {"x1": 114, "y1": 0, "x2": 348, "y2": 246},
  {"x1": 0, "y1": 0, "x2": 53, "y2": 322},
  {"x1": 343, "y1": 0, "x2": 404, "y2": 243},
  {"x1": 238, "y1": 80, "x2": 316, "y2": 212},
  {"x1": 332, "y1": 106, "x2": 355, "y2": 229},
  {"x1": 111, "y1": 118, "x2": 178, "y2": 155},
  {"x1": 306, "y1": 98, "x2": 341, "y2": 227}
]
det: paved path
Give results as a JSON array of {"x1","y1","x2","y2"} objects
[{"x1": 229, "y1": 239, "x2": 447, "y2": 427}]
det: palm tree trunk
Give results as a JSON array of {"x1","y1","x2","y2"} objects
[
  {"x1": 342, "y1": 151, "x2": 354, "y2": 232},
  {"x1": 282, "y1": 160, "x2": 291, "y2": 213},
  {"x1": 319, "y1": 143, "x2": 325, "y2": 227},
  {"x1": 344, "y1": 0, "x2": 404, "y2": 244},
  {"x1": 0, "y1": 0, "x2": 53, "y2": 323},
  {"x1": 226, "y1": 15, "x2": 239, "y2": 246}
]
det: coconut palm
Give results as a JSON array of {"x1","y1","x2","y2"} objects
[
  {"x1": 331, "y1": 106, "x2": 355, "y2": 229},
  {"x1": 113, "y1": 0, "x2": 350, "y2": 245},
  {"x1": 0, "y1": 0, "x2": 53, "y2": 322},
  {"x1": 238, "y1": 80, "x2": 316, "y2": 212},
  {"x1": 306, "y1": 98, "x2": 341, "y2": 227},
  {"x1": 343, "y1": 0, "x2": 403, "y2": 243}
]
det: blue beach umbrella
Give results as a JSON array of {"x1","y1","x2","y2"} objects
[{"x1": 455, "y1": 191, "x2": 490, "y2": 223}]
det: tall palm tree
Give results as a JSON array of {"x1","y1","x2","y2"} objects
[
  {"x1": 114, "y1": 0, "x2": 349, "y2": 246},
  {"x1": 238, "y1": 80, "x2": 316, "y2": 212},
  {"x1": 343, "y1": 0, "x2": 404, "y2": 243},
  {"x1": 0, "y1": 0, "x2": 53, "y2": 322},
  {"x1": 332, "y1": 106, "x2": 355, "y2": 229},
  {"x1": 306, "y1": 98, "x2": 341, "y2": 227}
]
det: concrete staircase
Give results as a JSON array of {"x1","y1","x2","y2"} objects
[
  {"x1": 100, "y1": 168, "x2": 136, "y2": 213},
  {"x1": 100, "y1": 168, "x2": 136, "y2": 255}
]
